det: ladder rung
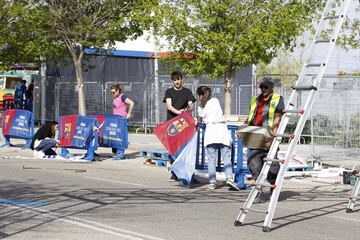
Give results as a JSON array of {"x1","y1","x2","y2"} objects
[
  {"x1": 315, "y1": 39, "x2": 331, "y2": 43},
  {"x1": 306, "y1": 63, "x2": 323, "y2": 67},
  {"x1": 241, "y1": 207, "x2": 267, "y2": 214},
  {"x1": 276, "y1": 133, "x2": 294, "y2": 139},
  {"x1": 324, "y1": 15, "x2": 340, "y2": 20},
  {"x1": 291, "y1": 85, "x2": 318, "y2": 91},
  {"x1": 264, "y1": 158, "x2": 285, "y2": 164},
  {"x1": 250, "y1": 182, "x2": 276, "y2": 189},
  {"x1": 349, "y1": 197, "x2": 358, "y2": 200},
  {"x1": 283, "y1": 109, "x2": 305, "y2": 114}
]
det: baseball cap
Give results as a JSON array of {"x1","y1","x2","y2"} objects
[{"x1": 260, "y1": 77, "x2": 274, "y2": 87}]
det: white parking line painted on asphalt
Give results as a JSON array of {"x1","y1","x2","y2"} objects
[
  {"x1": 85, "y1": 176, "x2": 147, "y2": 187},
  {"x1": 7, "y1": 205, "x2": 166, "y2": 240}
]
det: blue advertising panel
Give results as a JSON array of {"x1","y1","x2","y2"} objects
[
  {"x1": 70, "y1": 116, "x2": 97, "y2": 149},
  {"x1": 2, "y1": 109, "x2": 33, "y2": 139},
  {"x1": 100, "y1": 115, "x2": 128, "y2": 149}
]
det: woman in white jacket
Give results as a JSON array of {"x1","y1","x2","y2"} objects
[{"x1": 196, "y1": 86, "x2": 239, "y2": 191}]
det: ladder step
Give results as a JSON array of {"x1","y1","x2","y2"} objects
[
  {"x1": 241, "y1": 207, "x2": 267, "y2": 214},
  {"x1": 276, "y1": 133, "x2": 295, "y2": 139},
  {"x1": 306, "y1": 63, "x2": 323, "y2": 67},
  {"x1": 252, "y1": 182, "x2": 277, "y2": 189},
  {"x1": 283, "y1": 109, "x2": 305, "y2": 114},
  {"x1": 324, "y1": 15, "x2": 340, "y2": 20},
  {"x1": 349, "y1": 197, "x2": 358, "y2": 200},
  {"x1": 264, "y1": 158, "x2": 285, "y2": 164},
  {"x1": 315, "y1": 39, "x2": 331, "y2": 43},
  {"x1": 291, "y1": 85, "x2": 318, "y2": 91}
]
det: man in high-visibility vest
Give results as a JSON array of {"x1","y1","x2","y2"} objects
[{"x1": 244, "y1": 77, "x2": 285, "y2": 204}]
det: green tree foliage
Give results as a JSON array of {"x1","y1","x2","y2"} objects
[
  {"x1": 256, "y1": 50, "x2": 303, "y2": 86},
  {"x1": 1, "y1": 0, "x2": 158, "y2": 115},
  {"x1": 31, "y1": 0, "x2": 159, "y2": 115},
  {"x1": 155, "y1": 0, "x2": 322, "y2": 114},
  {"x1": 337, "y1": 1, "x2": 360, "y2": 50}
]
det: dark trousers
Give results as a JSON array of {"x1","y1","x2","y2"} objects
[{"x1": 247, "y1": 149, "x2": 280, "y2": 185}]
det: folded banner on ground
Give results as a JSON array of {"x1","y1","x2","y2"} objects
[
  {"x1": 171, "y1": 132, "x2": 198, "y2": 186},
  {"x1": 1, "y1": 109, "x2": 33, "y2": 139},
  {"x1": 153, "y1": 111, "x2": 196, "y2": 156},
  {"x1": 59, "y1": 115, "x2": 97, "y2": 149},
  {"x1": 91, "y1": 115, "x2": 128, "y2": 149}
]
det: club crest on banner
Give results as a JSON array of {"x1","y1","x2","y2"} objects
[
  {"x1": 167, "y1": 117, "x2": 189, "y2": 136},
  {"x1": 4, "y1": 115, "x2": 10, "y2": 128},
  {"x1": 64, "y1": 123, "x2": 72, "y2": 139}
]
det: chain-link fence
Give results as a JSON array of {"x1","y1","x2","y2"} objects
[{"x1": 36, "y1": 74, "x2": 253, "y2": 131}]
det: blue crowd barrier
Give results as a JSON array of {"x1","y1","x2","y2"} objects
[
  {"x1": 91, "y1": 115, "x2": 129, "y2": 160},
  {"x1": 58, "y1": 115, "x2": 99, "y2": 161},
  {"x1": 196, "y1": 124, "x2": 249, "y2": 189},
  {"x1": 0, "y1": 109, "x2": 34, "y2": 149}
]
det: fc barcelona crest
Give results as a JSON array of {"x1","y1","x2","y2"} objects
[
  {"x1": 167, "y1": 117, "x2": 189, "y2": 136},
  {"x1": 4, "y1": 115, "x2": 10, "y2": 129},
  {"x1": 64, "y1": 123, "x2": 72, "y2": 139}
]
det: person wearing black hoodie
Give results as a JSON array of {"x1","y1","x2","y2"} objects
[{"x1": 31, "y1": 121, "x2": 59, "y2": 158}]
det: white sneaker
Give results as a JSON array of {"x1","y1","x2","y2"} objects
[
  {"x1": 208, "y1": 182, "x2": 217, "y2": 190},
  {"x1": 34, "y1": 150, "x2": 45, "y2": 158},
  {"x1": 226, "y1": 178, "x2": 240, "y2": 191}
]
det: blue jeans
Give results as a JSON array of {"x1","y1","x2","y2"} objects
[
  {"x1": 35, "y1": 139, "x2": 57, "y2": 155},
  {"x1": 206, "y1": 145, "x2": 233, "y2": 183}
]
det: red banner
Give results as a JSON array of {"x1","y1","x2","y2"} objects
[
  {"x1": 59, "y1": 115, "x2": 78, "y2": 147},
  {"x1": 1, "y1": 110, "x2": 17, "y2": 136},
  {"x1": 153, "y1": 111, "x2": 196, "y2": 156}
]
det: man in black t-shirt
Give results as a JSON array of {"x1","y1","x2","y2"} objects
[
  {"x1": 162, "y1": 71, "x2": 196, "y2": 182},
  {"x1": 163, "y1": 71, "x2": 195, "y2": 120}
]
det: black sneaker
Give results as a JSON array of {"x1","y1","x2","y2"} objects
[
  {"x1": 191, "y1": 177, "x2": 201, "y2": 184},
  {"x1": 169, "y1": 174, "x2": 178, "y2": 182},
  {"x1": 253, "y1": 192, "x2": 267, "y2": 204}
]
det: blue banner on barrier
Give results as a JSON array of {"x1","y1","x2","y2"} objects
[
  {"x1": 60, "y1": 115, "x2": 97, "y2": 149},
  {"x1": 98, "y1": 115, "x2": 128, "y2": 149},
  {"x1": 2, "y1": 109, "x2": 33, "y2": 139},
  {"x1": 71, "y1": 116, "x2": 97, "y2": 148},
  {"x1": 59, "y1": 115, "x2": 99, "y2": 161}
]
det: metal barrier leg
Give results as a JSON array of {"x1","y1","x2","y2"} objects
[
  {"x1": 0, "y1": 137, "x2": 12, "y2": 148},
  {"x1": 235, "y1": 138, "x2": 248, "y2": 189},
  {"x1": 84, "y1": 147, "x2": 95, "y2": 161},
  {"x1": 60, "y1": 147, "x2": 72, "y2": 158},
  {"x1": 113, "y1": 149, "x2": 125, "y2": 160},
  {"x1": 23, "y1": 138, "x2": 32, "y2": 149}
]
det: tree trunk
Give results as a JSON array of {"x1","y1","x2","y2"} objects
[
  {"x1": 72, "y1": 51, "x2": 86, "y2": 115},
  {"x1": 224, "y1": 74, "x2": 232, "y2": 115}
]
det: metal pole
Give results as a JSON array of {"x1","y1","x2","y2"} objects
[
  {"x1": 154, "y1": 39, "x2": 160, "y2": 125},
  {"x1": 40, "y1": 62, "x2": 47, "y2": 124}
]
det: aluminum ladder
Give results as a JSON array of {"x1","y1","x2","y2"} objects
[
  {"x1": 234, "y1": 0, "x2": 352, "y2": 232},
  {"x1": 346, "y1": 164, "x2": 360, "y2": 213}
]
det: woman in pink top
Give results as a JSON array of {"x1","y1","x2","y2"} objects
[
  {"x1": 111, "y1": 83, "x2": 134, "y2": 118},
  {"x1": 111, "y1": 83, "x2": 134, "y2": 159}
]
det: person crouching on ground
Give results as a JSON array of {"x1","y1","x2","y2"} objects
[
  {"x1": 196, "y1": 86, "x2": 239, "y2": 191},
  {"x1": 31, "y1": 121, "x2": 59, "y2": 158}
]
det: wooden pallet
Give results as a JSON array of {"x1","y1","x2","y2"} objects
[{"x1": 140, "y1": 149, "x2": 171, "y2": 167}]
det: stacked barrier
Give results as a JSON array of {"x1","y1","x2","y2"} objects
[
  {"x1": 91, "y1": 115, "x2": 128, "y2": 160},
  {"x1": 59, "y1": 115, "x2": 99, "y2": 161},
  {"x1": 196, "y1": 124, "x2": 249, "y2": 189},
  {"x1": 0, "y1": 109, "x2": 34, "y2": 149}
]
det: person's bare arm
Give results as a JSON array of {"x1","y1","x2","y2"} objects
[
  {"x1": 165, "y1": 98, "x2": 181, "y2": 115},
  {"x1": 125, "y1": 98, "x2": 135, "y2": 119},
  {"x1": 187, "y1": 100, "x2": 194, "y2": 112}
]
